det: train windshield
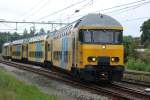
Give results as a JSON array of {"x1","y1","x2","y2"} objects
[{"x1": 79, "y1": 29, "x2": 122, "y2": 44}]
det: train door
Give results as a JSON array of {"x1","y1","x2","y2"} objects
[
  {"x1": 51, "y1": 40, "x2": 53, "y2": 63},
  {"x1": 72, "y1": 34, "x2": 76, "y2": 67},
  {"x1": 45, "y1": 41, "x2": 47, "y2": 61},
  {"x1": 26, "y1": 44, "x2": 28, "y2": 60}
]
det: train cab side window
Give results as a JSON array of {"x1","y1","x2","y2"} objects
[
  {"x1": 114, "y1": 31, "x2": 123, "y2": 44},
  {"x1": 79, "y1": 30, "x2": 92, "y2": 42},
  {"x1": 118, "y1": 32, "x2": 123, "y2": 43},
  {"x1": 79, "y1": 30, "x2": 83, "y2": 42}
]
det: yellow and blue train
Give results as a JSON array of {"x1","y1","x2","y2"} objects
[{"x1": 2, "y1": 13, "x2": 125, "y2": 82}]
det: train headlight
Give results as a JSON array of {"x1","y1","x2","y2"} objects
[
  {"x1": 88, "y1": 57, "x2": 97, "y2": 62},
  {"x1": 102, "y1": 45, "x2": 106, "y2": 49},
  {"x1": 111, "y1": 58, "x2": 115, "y2": 62},
  {"x1": 92, "y1": 57, "x2": 96, "y2": 62},
  {"x1": 111, "y1": 57, "x2": 119, "y2": 62}
]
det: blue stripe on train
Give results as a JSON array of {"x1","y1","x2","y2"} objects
[
  {"x1": 66, "y1": 37, "x2": 68, "y2": 67},
  {"x1": 36, "y1": 42, "x2": 42, "y2": 62},
  {"x1": 61, "y1": 37, "x2": 64, "y2": 68},
  {"x1": 16, "y1": 45, "x2": 21, "y2": 57},
  {"x1": 60, "y1": 36, "x2": 68, "y2": 69}
]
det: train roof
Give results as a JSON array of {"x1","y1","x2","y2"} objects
[
  {"x1": 74, "y1": 13, "x2": 122, "y2": 28},
  {"x1": 29, "y1": 35, "x2": 48, "y2": 43},
  {"x1": 3, "y1": 42, "x2": 11, "y2": 46},
  {"x1": 47, "y1": 31, "x2": 56, "y2": 37},
  {"x1": 23, "y1": 38, "x2": 30, "y2": 44},
  {"x1": 12, "y1": 39, "x2": 24, "y2": 45}
]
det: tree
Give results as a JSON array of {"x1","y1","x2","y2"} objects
[
  {"x1": 123, "y1": 36, "x2": 136, "y2": 58},
  {"x1": 23, "y1": 28, "x2": 28, "y2": 38},
  {"x1": 11, "y1": 32, "x2": 21, "y2": 40},
  {"x1": 30, "y1": 26, "x2": 36, "y2": 36},
  {"x1": 140, "y1": 19, "x2": 150, "y2": 47},
  {"x1": 0, "y1": 32, "x2": 22, "y2": 53},
  {"x1": 23, "y1": 28, "x2": 28, "y2": 35},
  {"x1": 39, "y1": 28, "x2": 45, "y2": 34}
]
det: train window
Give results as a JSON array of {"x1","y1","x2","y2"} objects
[
  {"x1": 14, "y1": 51, "x2": 20, "y2": 56},
  {"x1": 83, "y1": 30, "x2": 92, "y2": 42},
  {"x1": 79, "y1": 29, "x2": 122, "y2": 44},
  {"x1": 114, "y1": 31, "x2": 122, "y2": 43},
  {"x1": 35, "y1": 51, "x2": 43, "y2": 58},
  {"x1": 40, "y1": 52, "x2": 43, "y2": 58},
  {"x1": 64, "y1": 51, "x2": 68, "y2": 63},
  {"x1": 93, "y1": 31, "x2": 114, "y2": 43},
  {"x1": 53, "y1": 51, "x2": 62, "y2": 60}
]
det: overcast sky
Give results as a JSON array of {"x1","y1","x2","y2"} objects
[{"x1": 0, "y1": 0, "x2": 150, "y2": 37}]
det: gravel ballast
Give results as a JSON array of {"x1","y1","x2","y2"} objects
[{"x1": 0, "y1": 63, "x2": 108, "y2": 100}]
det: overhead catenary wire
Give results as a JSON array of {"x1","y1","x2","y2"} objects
[
  {"x1": 52, "y1": 0, "x2": 150, "y2": 24},
  {"x1": 20, "y1": 0, "x2": 45, "y2": 20},
  {"x1": 121, "y1": 16, "x2": 150, "y2": 22},
  {"x1": 53, "y1": 0, "x2": 93, "y2": 23},
  {"x1": 36, "y1": 0, "x2": 90, "y2": 21},
  {"x1": 20, "y1": 0, "x2": 91, "y2": 30},
  {"x1": 104, "y1": 0, "x2": 150, "y2": 15},
  {"x1": 95, "y1": 0, "x2": 147, "y2": 13},
  {"x1": 24, "y1": 0, "x2": 51, "y2": 20},
  {"x1": 21, "y1": 0, "x2": 150, "y2": 31},
  {"x1": 2, "y1": 0, "x2": 150, "y2": 33},
  {"x1": 1, "y1": 23, "x2": 15, "y2": 29},
  {"x1": 52, "y1": 0, "x2": 150, "y2": 31},
  {"x1": 35, "y1": 0, "x2": 148, "y2": 23}
]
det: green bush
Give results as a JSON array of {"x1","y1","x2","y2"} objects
[
  {"x1": 126, "y1": 58, "x2": 150, "y2": 72},
  {"x1": 0, "y1": 69, "x2": 57, "y2": 100}
]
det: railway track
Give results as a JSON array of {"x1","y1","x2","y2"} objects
[
  {"x1": 122, "y1": 79, "x2": 150, "y2": 87},
  {"x1": 0, "y1": 59, "x2": 150, "y2": 100},
  {"x1": 125, "y1": 70, "x2": 150, "y2": 76},
  {"x1": 124, "y1": 70, "x2": 150, "y2": 87},
  {"x1": 110, "y1": 82, "x2": 150, "y2": 100}
]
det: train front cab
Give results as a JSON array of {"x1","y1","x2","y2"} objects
[{"x1": 72, "y1": 26, "x2": 125, "y2": 82}]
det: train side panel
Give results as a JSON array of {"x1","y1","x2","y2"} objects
[
  {"x1": 47, "y1": 38, "x2": 52, "y2": 62},
  {"x1": 12, "y1": 44, "x2": 22, "y2": 60},
  {"x1": 22, "y1": 44, "x2": 28, "y2": 61},
  {"x1": 52, "y1": 29, "x2": 74, "y2": 71},
  {"x1": 28, "y1": 41, "x2": 46, "y2": 63}
]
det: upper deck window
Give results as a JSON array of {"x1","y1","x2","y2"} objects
[{"x1": 79, "y1": 29, "x2": 122, "y2": 44}]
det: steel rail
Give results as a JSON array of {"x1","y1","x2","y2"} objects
[{"x1": 0, "y1": 59, "x2": 149, "y2": 100}]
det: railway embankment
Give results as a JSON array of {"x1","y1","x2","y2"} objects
[
  {"x1": 0, "y1": 63, "x2": 108, "y2": 100},
  {"x1": 0, "y1": 66, "x2": 57, "y2": 100},
  {"x1": 1, "y1": 60, "x2": 150, "y2": 100},
  {"x1": 124, "y1": 69, "x2": 150, "y2": 84}
]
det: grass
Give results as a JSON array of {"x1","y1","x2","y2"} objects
[
  {"x1": 0, "y1": 68, "x2": 57, "y2": 100},
  {"x1": 126, "y1": 58, "x2": 150, "y2": 72}
]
